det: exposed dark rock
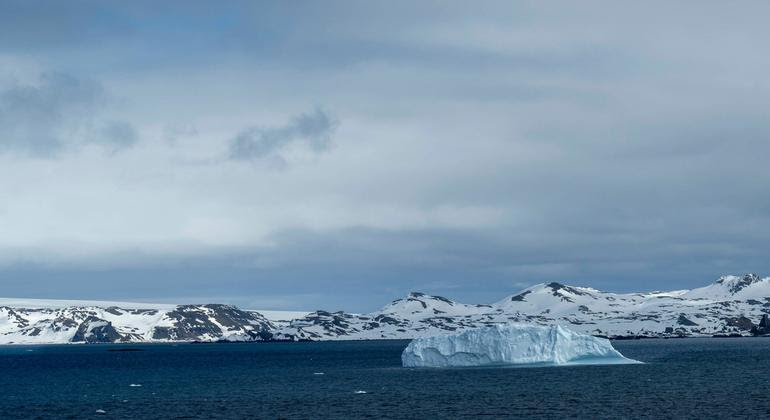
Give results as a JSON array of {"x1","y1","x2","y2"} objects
[
  {"x1": 26, "y1": 327, "x2": 42, "y2": 336},
  {"x1": 150, "y1": 305, "x2": 274, "y2": 341},
  {"x1": 717, "y1": 274, "x2": 761, "y2": 294},
  {"x1": 723, "y1": 316, "x2": 754, "y2": 331},
  {"x1": 0, "y1": 307, "x2": 30, "y2": 327},
  {"x1": 546, "y1": 282, "x2": 590, "y2": 302},
  {"x1": 760, "y1": 314, "x2": 770, "y2": 329},
  {"x1": 677, "y1": 314, "x2": 698, "y2": 326},
  {"x1": 104, "y1": 307, "x2": 123, "y2": 316},
  {"x1": 374, "y1": 315, "x2": 408, "y2": 326},
  {"x1": 71, "y1": 317, "x2": 123, "y2": 343},
  {"x1": 510, "y1": 291, "x2": 531, "y2": 302},
  {"x1": 409, "y1": 299, "x2": 428, "y2": 309},
  {"x1": 50, "y1": 317, "x2": 79, "y2": 332},
  {"x1": 431, "y1": 295, "x2": 454, "y2": 305},
  {"x1": 130, "y1": 309, "x2": 159, "y2": 315},
  {"x1": 751, "y1": 314, "x2": 770, "y2": 336}
]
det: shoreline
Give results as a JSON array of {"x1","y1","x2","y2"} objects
[{"x1": 2, "y1": 334, "x2": 769, "y2": 347}]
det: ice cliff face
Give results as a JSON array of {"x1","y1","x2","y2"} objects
[
  {"x1": 3, "y1": 274, "x2": 770, "y2": 344},
  {"x1": 401, "y1": 324, "x2": 639, "y2": 367}
]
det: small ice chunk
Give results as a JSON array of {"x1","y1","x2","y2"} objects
[
  {"x1": 354, "y1": 390, "x2": 367, "y2": 394},
  {"x1": 95, "y1": 409, "x2": 107, "y2": 414},
  {"x1": 402, "y1": 324, "x2": 640, "y2": 367},
  {"x1": 129, "y1": 384, "x2": 142, "y2": 387},
  {"x1": 313, "y1": 372, "x2": 325, "y2": 375}
]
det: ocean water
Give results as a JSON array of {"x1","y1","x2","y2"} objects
[{"x1": 2, "y1": 338, "x2": 770, "y2": 419}]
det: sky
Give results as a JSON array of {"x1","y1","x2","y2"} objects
[{"x1": 1, "y1": 1, "x2": 769, "y2": 312}]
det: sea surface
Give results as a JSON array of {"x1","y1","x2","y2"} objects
[{"x1": 1, "y1": 338, "x2": 770, "y2": 419}]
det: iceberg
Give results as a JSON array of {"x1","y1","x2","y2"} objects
[{"x1": 401, "y1": 324, "x2": 640, "y2": 367}]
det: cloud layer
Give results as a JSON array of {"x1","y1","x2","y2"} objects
[
  {"x1": 0, "y1": 72, "x2": 136, "y2": 156},
  {"x1": 1, "y1": 1, "x2": 770, "y2": 311}
]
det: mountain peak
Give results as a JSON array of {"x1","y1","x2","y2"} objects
[
  {"x1": 404, "y1": 292, "x2": 455, "y2": 304},
  {"x1": 544, "y1": 282, "x2": 593, "y2": 298},
  {"x1": 715, "y1": 274, "x2": 764, "y2": 294}
]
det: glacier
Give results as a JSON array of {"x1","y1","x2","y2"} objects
[{"x1": 401, "y1": 324, "x2": 640, "y2": 367}]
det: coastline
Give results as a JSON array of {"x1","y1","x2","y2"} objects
[{"x1": 3, "y1": 334, "x2": 770, "y2": 347}]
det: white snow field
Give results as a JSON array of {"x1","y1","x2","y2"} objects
[{"x1": 401, "y1": 324, "x2": 640, "y2": 367}]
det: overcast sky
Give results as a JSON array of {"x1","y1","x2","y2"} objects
[{"x1": 1, "y1": 1, "x2": 769, "y2": 312}]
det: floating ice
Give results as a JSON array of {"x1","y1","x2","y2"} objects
[
  {"x1": 401, "y1": 324, "x2": 640, "y2": 367},
  {"x1": 129, "y1": 384, "x2": 142, "y2": 387}
]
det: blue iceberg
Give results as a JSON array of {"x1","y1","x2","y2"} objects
[{"x1": 402, "y1": 324, "x2": 640, "y2": 367}]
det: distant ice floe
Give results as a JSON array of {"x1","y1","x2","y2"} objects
[{"x1": 402, "y1": 324, "x2": 640, "y2": 368}]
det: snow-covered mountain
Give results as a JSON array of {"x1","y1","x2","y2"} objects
[
  {"x1": 2, "y1": 274, "x2": 770, "y2": 344},
  {"x1": 0, "y1": 303, "x2": 276, "y2": 344},
  {"x1": 275, "y1": 274, "x2": 770, "y2": 340}
]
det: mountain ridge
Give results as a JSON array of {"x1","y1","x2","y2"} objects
[{"x1": 2, "y1": 274, "x2": 769, "y2": 344}]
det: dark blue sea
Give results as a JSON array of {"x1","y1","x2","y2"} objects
[{"x1": 2, "y1": 338, "x2": 770, "y2": 419}]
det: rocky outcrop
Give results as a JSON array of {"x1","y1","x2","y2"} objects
[
  {"x1": 151, "y1": 304, "x2": 274, "y2": 341},
  {"x1": 717, "y1": 274, "x2": 762, "y2": 294},
  {"x1": 751, "y1": 314, "x2": 770, "y2": 336},
  {"x1": 71, "y1": 317, "x2": 123, "y2": 343}
]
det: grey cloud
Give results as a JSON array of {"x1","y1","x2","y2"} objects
[
  {"x1": 98, "y1": 121, "x2": 138, "y2": 154},
  {"x1": 0, "y1": 73, "x2": 102, "y2": 156},
  {"x1": 0, "y1": 72, "x2": 137, "y2": 157},
  {"x1": 228, "y1": 108, "x2": 338, "y2": 161}
]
